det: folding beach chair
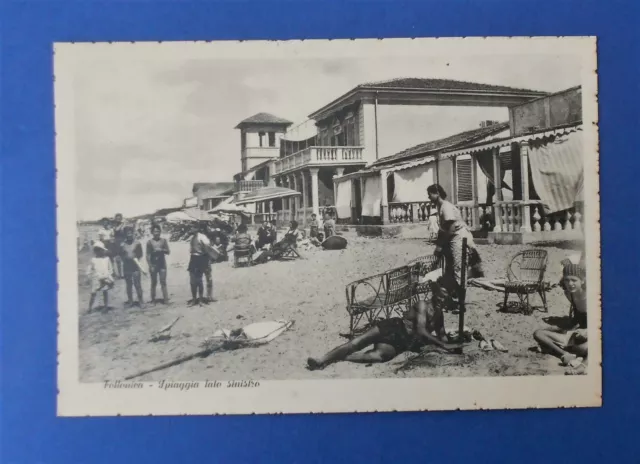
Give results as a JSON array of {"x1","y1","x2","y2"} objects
[
  {"x1": 270, "y1": 234, "x2": 302, "y2": 261},
  {"x1": 233, "y1": 235, "x2": 254, "y2": 268},
  {"x1": 345, "y1": 265, "x2": 414, "y2": 338},
  {"x1": 502, "y1": 249, "x2": 549, "y2": 313}
]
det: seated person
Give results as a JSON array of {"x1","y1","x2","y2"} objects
[
  {"x1": 307, "y1": 277, "x2": 462, "y2": 370},
  {"x1": 284, "y1": 220, "x2": 301, "y2": 244},
  {"x1": 533, "y1": 263, "x2": 587, "y2": 366},
  {"x1": 269, "y1": 220, "x2": 278, "y2": 243},
  {"x1": 308, "y1": 213, "x2": 321, "y2": 240},
  {"x1": 255, "y1": 220, "x2": 272, "y2": 250},
  {"x1": 323, "y1": 213, "x2": 336, "y2": 239},
  {"x1": 234, "y1": 224, "x2": 255, "y2": 254}
]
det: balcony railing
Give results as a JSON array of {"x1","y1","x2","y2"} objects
[
  {"x1": 274, "y1": 146, "x2": 365, "y2": 174},
  {"x1": 235, "y1": 180, "x2": 266, "y2": 193}
]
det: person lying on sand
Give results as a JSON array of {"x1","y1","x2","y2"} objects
[
  {"x1": 307, "y1": 277, "x2": 463, "y2": 370},
  {"x1": 533, "y1": 263, "x2": 587, "y2": 366}
]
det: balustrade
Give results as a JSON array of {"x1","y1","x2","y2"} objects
[
  {"x1": 530, "y1": 204, "x2": 582, "y2": 233},
  {"x1": 388, "y1": 202, "x2": 434, "y2": 224},
  {"x1": 274, "y1": 146, "x2": 365, "y2": 174}
]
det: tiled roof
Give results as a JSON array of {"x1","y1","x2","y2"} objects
[
  {"x1": 235, "y1": 112, "x2": 293, "y2": 128},
  {"x1": 372, "y1": 121, "x2": 510, "y2": 167},
  {"x1": 359, "y1": 78, "x2": 545, "y2": 94}
]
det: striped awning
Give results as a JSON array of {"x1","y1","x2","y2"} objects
[{"x1": 528, "y1": 128, "x2": 584, "y2": 214}]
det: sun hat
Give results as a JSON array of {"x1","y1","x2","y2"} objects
[{"x1": 93, "y1": 240, "x2": 107, "y2": 251}]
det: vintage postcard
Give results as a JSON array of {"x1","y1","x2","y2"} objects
[{"x1": 56, "y1": 37, "x2": 601, "y2": 416}]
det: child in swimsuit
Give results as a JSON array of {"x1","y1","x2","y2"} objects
[
  {"x1": 86, "y1": 241, "x2": 114, "y2": 311},
  {"x1": 146, "y1": 224, "x2": 170, "y2": 304},
  {"x1": 533, "y1": 263, "x2": 588, "y2": 366}
]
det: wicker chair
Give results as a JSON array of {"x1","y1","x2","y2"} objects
[
  {"x1": 406, "y1": 255, "x2": 443, "y2": 303},
  {"x1": 503, "y1": 249, "x2": 549, "y2": 313},
  {"x1": 345, "y1": 265, "x2": 413, "y2": 338},
  {"x1": 233, "y1": 236, "x2": 254, "y2": 267}
]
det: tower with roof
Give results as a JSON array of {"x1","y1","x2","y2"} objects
[{"x1": 235, "y1": 112, "x2": 293, "y2": 174}]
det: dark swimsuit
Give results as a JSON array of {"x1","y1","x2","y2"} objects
[{"x1": 376, "y1": 318, "x2": 422, "y2": 353}]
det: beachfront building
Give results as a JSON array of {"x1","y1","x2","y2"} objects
[
  {"x1": 192, "y1": 182, "x2": 236, "y2": 211},
  {"x1": 334, "y1": 86, "x2": 584, "y2": 244},
  {"x1": 231, "y1": 78, "x2": 551, "y2": 228},
  {"x1": 272, "y1": 78, "x2": 546, "y2": 227}
]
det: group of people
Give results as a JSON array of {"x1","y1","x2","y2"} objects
[
  {"x1": 87, "y1": 215, "x2": 172, "y2": 311},
  {"x1": 307, "y1": 183, "x2": 589, "y2": 373},
  {"x1": 308, "y1": 212, "x2": 335, "y2": 243}
]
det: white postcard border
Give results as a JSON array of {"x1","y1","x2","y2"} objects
[{"x1": 56, "y1": 37, "x2": 601, "y2": 416}]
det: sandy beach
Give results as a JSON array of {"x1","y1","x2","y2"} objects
[{"x1": 76, "y1": 235, "x2": 581, "y2": 382}]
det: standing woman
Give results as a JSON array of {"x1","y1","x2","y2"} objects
[{"x1": 427, "y1": 184, "x2": 484, "y2": 291}]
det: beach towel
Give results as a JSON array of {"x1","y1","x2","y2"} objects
[
  {"x1": 468, "y1": 278, "x2": 558, "y2": 292},
  {"x1": 416, "y1": 267, "x2": 443, "y2": 284},
  {"x1": 211, "y1": 320, "x2": 294, "y2": 347}
]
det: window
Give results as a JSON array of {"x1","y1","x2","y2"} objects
[
  {"x1": 258, "y1": 132, "x2": 265, "y2": 147},
  {"x1": 456, "y1": 158, "x2": 473, "y2": 202},
  {"x1": 345, "y1": 114, "x2": 356, "y2": 146},
  {"x1": 268, "y1": 132, "x2": 276, "y2": 147}
]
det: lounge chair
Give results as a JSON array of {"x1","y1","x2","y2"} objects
[
  {"x1": 270, "y1": 234, "x2": 302, "y2": 261},
  {"x1": 233, "y1": 235, "x2": 254, "y2": 267},
  {"x1": 345, "y1": 265, "x2": 413, "y2": 338},
  {"x1": 502, "y1": 249, "x2": 549, "y2": 313}
]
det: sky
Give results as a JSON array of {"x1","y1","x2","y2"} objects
[{"x1": 70, "y1": 42, "x2": 582, "y2": 221}]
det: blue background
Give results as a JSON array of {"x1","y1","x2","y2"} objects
[{"x1": 2, "y1": 0, "x2": 639, "y2": 462}]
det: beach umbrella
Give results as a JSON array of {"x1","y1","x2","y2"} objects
[
  {"x1": 210, "y1": 204, "x2": 251, "y2": 216},
  {"x1": 183, "y1": 208, "x2": 223, "y2": 221},
  {"x1": 166, "y1": 211, "x2": 194, "y2": 223}
]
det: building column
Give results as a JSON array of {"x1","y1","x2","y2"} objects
[
  {"x1": 269, "y1": 200, "x2": 274, "y2": 222},
  {"x1": 335, "y1": 167, "x2": 345, "y2": 177},
  {"x1": 519, "y1": 141, "x2": 532, "y2": 232},
  {"x1": 291, "y1": 173, "x2": 298, "y2": 222},
  {"x1": 309, "y1": 168, "x2": 320, "y2": 218},
  {"x1": 492, "y1": 147, "x2": 503, "y2": 232},
  {"x1": 301, "y1": 171, "x2": 308, "y2": 226},
  {"x1": 380, "y1": 170, "x2": 389, "y2": 224},
  {"x1": 471, "y1": 154, "x2": 480, "y2": 229}
]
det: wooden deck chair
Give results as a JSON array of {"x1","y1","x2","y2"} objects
[
  {"x1": 503, "y1": 249, "x2": 549, "y2": 313},
  {"x1": 271, "y1": 234, "x2": 302, "y2": 261},
  {"x1": 345, "y1": 265, "x2": 413, "y2": 338},
  {"x1": 233, "y1": 235, "x2": 254, "y2": 268}
]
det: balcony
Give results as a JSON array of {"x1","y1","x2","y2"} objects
[
  {"x1": 235, "y1": 180, "x2": 267, "y2": 193},
  {"x1": 274, "y1": 146, "x2": 365, "y2": 175}
]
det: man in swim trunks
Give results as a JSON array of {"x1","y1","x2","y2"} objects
[{"x1": 307, "y1": 277, "x2": 462, "y2": 370}]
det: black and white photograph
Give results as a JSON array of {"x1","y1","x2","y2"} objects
[{"x1": 55, "y1": 37, "x2": 601, "y2": 416}]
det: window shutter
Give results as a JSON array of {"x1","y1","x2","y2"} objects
[
  {"x1": 500, "y1": 151, "x2": 513, "y2": 170},
  {"x1": 456, "y1": 158, "x2": 473, "y2": 202}
]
